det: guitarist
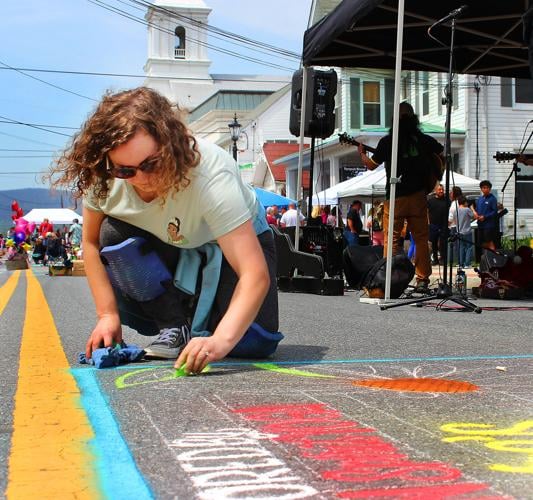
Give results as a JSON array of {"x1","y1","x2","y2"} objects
[{"x1": 358, "y1": 102, "x2": 444, "y2": 291}]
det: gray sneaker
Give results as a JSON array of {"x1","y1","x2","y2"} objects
[{"x1": 143, "y1": 325, "x2": 191, "y2": 359}]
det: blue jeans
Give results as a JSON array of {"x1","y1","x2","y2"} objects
[
  {"x1": 458, "y1": 232, "x2": 473, "y2": 267},
  {"x1": 343, "y1": 230, "x2": 359, "y2": 247}
]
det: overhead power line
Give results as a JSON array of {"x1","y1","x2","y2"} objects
[
  {"x1": 0, "y1": 115, "x2": 72, "y2": 137},
  {"x1": 0, "y1": 60, "x2": 97, "y2": 102},
  {"x1": 0, "y1": 131, "x2": 61, "y2": 148},
  {"x1": 0, "y1": 66, "x2": 291, "y2": 83},
  {"x1": 0, "y1": 149, "x2": 56, "y2": 152},
  {"x1": 127, "y1": 0, "x2": 301, "y2": 59},
  {"x1": 86, "y1": 0, "x2": 298, "y2": 72}
]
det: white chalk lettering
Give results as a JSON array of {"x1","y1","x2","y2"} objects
[{"x1": 170, "y1": 428, "x2": 318, "y2": 499}]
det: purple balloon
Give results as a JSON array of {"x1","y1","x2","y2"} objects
[{"x1": 14, "y1": 231, "x2": 26, "y2": 244}]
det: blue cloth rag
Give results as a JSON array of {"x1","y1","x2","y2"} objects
[{"x1": 78, "y1": 342, "x2": 145, "y2": 368}]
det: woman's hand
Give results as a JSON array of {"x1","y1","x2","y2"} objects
[
  {"x1": 175, "y1": 336, "x2": 235, "y2": 374},
  {"x1": 85, "y1": 313, "x2": 122, "y2": 359}
]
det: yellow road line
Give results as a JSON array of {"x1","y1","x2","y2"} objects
[
  {"x1": 0, "y1": 271, "x2": 21, "y2": 316},
  {"x1": 6, "y1": 269, "x2": 100, "y2": 499}
]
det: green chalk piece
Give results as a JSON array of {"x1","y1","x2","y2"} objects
[{"x1": 174, "y1": 365, "x2": 189, "y2": 377}]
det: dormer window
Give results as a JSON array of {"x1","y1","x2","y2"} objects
[{"x1": 174, "y1": 26, "x2": 186, "y2": 59}]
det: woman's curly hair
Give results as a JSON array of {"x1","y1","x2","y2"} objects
[{"x1": 49, "y1": 87, "x2": 200, "y2": 200}]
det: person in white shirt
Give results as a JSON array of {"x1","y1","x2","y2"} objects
[
  {"x1": 279, "y1": 202, "x2": 305, "y2": 228},
  {"x1": 49, "y1": 87, "x2": 279, "y2": 373}
]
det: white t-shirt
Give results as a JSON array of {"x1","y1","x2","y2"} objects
[
  {"x1": 84, "y1": 138, "x2": 259, "y2": 249},
  {"x1": 280, "y1": 208, "x2": 304, "y2": 227}
]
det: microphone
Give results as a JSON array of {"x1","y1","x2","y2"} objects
[{"x1": 434, "y1": 5, "x2": 469, "y2": 26}]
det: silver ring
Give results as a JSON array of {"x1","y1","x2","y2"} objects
[{"x1": 203, "y1": 351, "x2": 211, "y2": 357}]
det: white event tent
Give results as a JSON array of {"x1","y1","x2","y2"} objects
[
  {"x1": 23, "y1": 208, "x2": 83, "y2": 225},
  {"x1": 336, "y1": 170, "x2": 481, "y2": 204}
]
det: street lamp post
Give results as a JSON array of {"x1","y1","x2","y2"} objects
[{"x1": 228, "y1": 113, "x2": 241, "y2": 162}]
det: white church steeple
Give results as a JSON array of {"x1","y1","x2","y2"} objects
[{"x1": 144, "y1": 0, "x2": 213, "y2": 108}]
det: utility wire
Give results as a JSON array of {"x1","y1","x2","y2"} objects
[
  {"x1": 0, "y1": 65, "x2": 517, "y2": 89},
  {"x1": 0, "y1": 120, "x2": 77, "y2": 130},
  {"x1": 0, "y1": 60, "x2": 97, "y2": 102},
  {"x1": 0, "y1": 149, "x2": 56, "y2": 152},
  {"x1": 127, "y1": 0, "x2": 300, "y2": 59},
  {"x1": 86, "y1": 0, "x2": 297, "y2": 72},
  {"x1": 0, "y1": 115, "x2": 72, "y2": 137},
  {"x1": 0, "y1": 66, "x2": 291, "y2": 83},
  {"x1": 124, "y1": 0, "x2": 299, "y2": 63},
  {"x1": 0, "y1": 131, "x2": 61, "y2": 148}
]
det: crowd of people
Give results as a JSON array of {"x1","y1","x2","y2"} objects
[{"x1": 0, "y1": 217, "x2": 83, "y2": 268}]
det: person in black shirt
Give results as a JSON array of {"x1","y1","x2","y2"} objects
[
  {"x1": 427, "y1": 184, "x2": 448, "y2": 265},
  {"x1": 359, "y1": 102, "x2": 444, "y2": 289},
  {"x1": 344, "y1": 200, "x2": 363, "y2": 246}
]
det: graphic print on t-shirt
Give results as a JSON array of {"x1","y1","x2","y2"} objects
[{"x1": 167, "y1": 217, "x2": 189, "y2": 245}]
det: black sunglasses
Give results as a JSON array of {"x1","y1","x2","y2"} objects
[{"x1": 106, "y1": 155, "x2": 159, "y2": 179}]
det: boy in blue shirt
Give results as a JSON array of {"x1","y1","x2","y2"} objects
[{"x1": 474, "y1": 180, "x2": 498, "y2": 251}]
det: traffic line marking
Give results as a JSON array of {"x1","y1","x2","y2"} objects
[
  {"x1": 6, "y1": 270, "x2": 98, "y2": 498},
  {"x1": 0, "y1": 270, "x2": 21, "y2": 316}
]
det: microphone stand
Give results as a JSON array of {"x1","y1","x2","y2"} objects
[
  {"x1": 381, "y1": 9, "x2": 481, "y2": 313},
  {"x1": 500, "y1": 126, "x2": 533, "y2": 253}
]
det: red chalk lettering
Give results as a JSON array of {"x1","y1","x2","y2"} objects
[
  {"x1": 323, "y1": 462, "x2": 462, "y2": 483},
  {"x1": 337, "y1": 482, "x2": 491, "y2": 498},
  {"x1": 234, "y1": 403, "x2": 337, "y2": 422}
]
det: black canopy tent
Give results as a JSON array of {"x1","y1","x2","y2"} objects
[
  {"x1": 303, "y1": 0, "x2": 532, "y2": 78},
  {"x1": 298, "y1": 0, "x2": 531, "y2": 301}
]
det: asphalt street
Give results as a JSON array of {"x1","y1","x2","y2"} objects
[{"x1": 1, "y1": 265, "x2": 532, "y2": 499}]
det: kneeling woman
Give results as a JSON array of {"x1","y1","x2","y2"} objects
[{"x1": 50, "y1": 87, "x2": 279, "y2": 373}]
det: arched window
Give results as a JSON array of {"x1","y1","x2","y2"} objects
[{"x1": 174, "y1": 26, "x2": 186, "y2": 59}]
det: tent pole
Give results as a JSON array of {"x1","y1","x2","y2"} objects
[
  {"x1": 295, "y1": 67, "x2": 309, "y2": 251},
  {"x1": 307, "y1": 137, "x2": 316, "y2": 219},
  {"x1": 383, "y1": 0, "x2": 405, "y2": 302}
]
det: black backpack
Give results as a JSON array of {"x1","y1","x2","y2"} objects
[{"x1": 363, "y1": 254, "x2": 415, "y2": 298}]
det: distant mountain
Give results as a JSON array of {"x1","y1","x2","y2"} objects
[{"x1": 0, "y1": 188, "x2": 78, "y2": 233}]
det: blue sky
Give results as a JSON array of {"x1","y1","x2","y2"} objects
[{"x1": 0, "y1": 0, "x2": 312, "y2": 190}]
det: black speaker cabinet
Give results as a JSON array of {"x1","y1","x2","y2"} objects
[{"x1": 289, "y1": 68, "x2": 337, "y2": 139}]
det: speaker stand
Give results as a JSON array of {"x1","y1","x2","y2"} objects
[{"x1": 379, "y1": 282, "x2": 482, "y2": 313}]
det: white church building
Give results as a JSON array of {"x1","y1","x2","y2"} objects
[{"x1": 143, "y1": 0, "x2": 291, "y2": 152}]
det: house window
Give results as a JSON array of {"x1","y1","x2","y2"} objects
[
  {"x1": 334, "y1": 80, "x2": 342, "y2": 131},
  {"x1": 501, "y1": 78, "x2": 533, "y2": 108},
  {"x1": 437, "y1": 73, "x2": 443, "y2": 115},
  {"x1": 452, "y1": 79, "x2": 459, "y2": 110},
  {"x1": 422, "y1": 72, "x2": 430, "y2": 116},
  {"x1": 515, "y1": 78, "x2": 533, "y2": 104},
  {"x1": 401, "y1": 74, "x2": 411, "y2": 102},
  {"x1": 362, "y1": 81, "x2": 381, "y2": 126},
  {"x1": 174, "y1": 26, "x2": 186, "y2": 59},
  {"x1": 414, "y1": 72, "x2": 420, "y2": 115},
  {"x1": 349, "y1": 78, "x2": 385, "y2": 129},
  {"x1": 517, "y1": 159, "x2": 533, "y2": 208}
]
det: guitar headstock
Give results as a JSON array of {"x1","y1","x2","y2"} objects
[
  {"x1": 493, "y1": 151, "x2": 517, "y2": 163},
  {"x1": 338, "y1": 132, "x2": 358, "y2": 146}
]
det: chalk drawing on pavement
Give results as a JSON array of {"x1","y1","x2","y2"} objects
[
  {"x1": 441, "y1": 420, "x2": 533, "y2": 474},
  {"x1": 115, "y1": 362, "x2": 479, "y2": 394}
]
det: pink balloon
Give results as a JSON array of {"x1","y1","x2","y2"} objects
[
  {"x1": 14, "y1": 224, "x2": 26, "y2": 234},
  {"x1": 27, "y1": 222, "x2": 36, "y2": 233},
  {"x1": 16, "y1": 217, "x2": 28, "y2": 227}
]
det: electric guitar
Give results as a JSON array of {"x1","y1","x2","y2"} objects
[
  {"x1": 338, "y1": 132, "x2": 444, "y2": 194},
  {"x1": 338, "y1": 132, "x2": 376, "y2": 153},
  {"x1": 493, "y1": 151, "x2": 533, "y2": 163}
]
